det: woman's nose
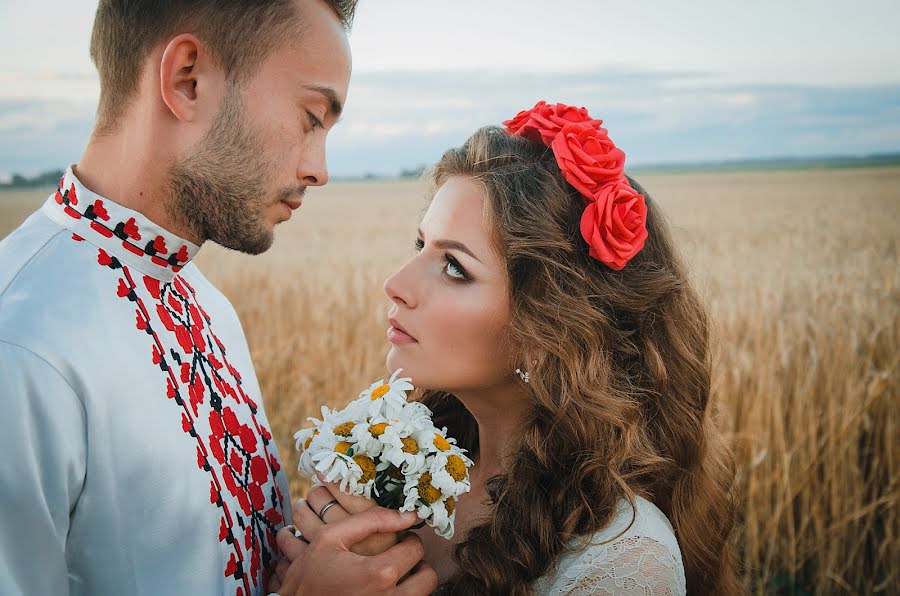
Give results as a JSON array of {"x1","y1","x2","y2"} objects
[{"x1": 383, "y1": 261, "x2": 417, "y2": 309}]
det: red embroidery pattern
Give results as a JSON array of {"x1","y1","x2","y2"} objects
[
  {"x1": 96, "y1": 250, "x2": 285, "y2": 594},
  {"x1": 55, "y1": 176, "x2": 192, "y2": 272}
]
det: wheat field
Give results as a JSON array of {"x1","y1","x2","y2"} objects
[{"x1": 1, "y1": 166, "x2": 897, "y2": 593}]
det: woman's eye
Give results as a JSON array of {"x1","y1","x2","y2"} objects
[
  {"x1": 414, "y1": 238, "x2": 424, "y2": 251},
  {"x1": 445, "y1": 257, "x2": 467, "y2": 280}
]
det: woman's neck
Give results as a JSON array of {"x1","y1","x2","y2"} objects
[{"x1": 454, "y1": 382, "x2": 528, "y2": 485}]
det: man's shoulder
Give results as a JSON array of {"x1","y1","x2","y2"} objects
[
  {"x1": 0, "y1": 206, "x2": 112, "y2": 343},
  {"x1": 177, "y1": 263, "x2": 245, "y2": 330},
  {"x1": 0, "y1": 206, "x2": 69, "y2": 298}
]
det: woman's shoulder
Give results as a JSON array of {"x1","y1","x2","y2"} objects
[
  {"x1": 533, "y1": 495, "x2": 687, "y2": 595},
  {"x1": 598, "y1": 495, "x2": 683, "y2": 559}
]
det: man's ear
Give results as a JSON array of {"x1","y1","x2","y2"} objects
[{"x1": 159, "y1": 34, "x2": 215, "y2": 122}]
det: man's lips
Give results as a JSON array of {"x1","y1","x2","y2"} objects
[{"x1": 282, "y1": 197, "x2": 303, "y2": 210}]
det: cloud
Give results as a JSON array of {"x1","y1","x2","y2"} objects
[
  {"x1": 325, "y1": 69, "x2": 900, "y2": 173},
  {"x1": 0, "y1": 99, "x2": 95, "y2": 176},
  {"x1": 1, "y1": 68, "x2": 899, "y2": 178}
]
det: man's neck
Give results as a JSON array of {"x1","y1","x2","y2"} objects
[{"x1": 76, "y1": 130, "x2": 201, "y2": 245}]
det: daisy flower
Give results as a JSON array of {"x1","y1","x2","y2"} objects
[
  {"x1": 413, "y1": 425, "x2": 460, "y2": 456},
  {"x1": 379, "y1": 423, "x2": 428, "y2": 475},
  {"x1": 401, "y1": 471, "x2": 457, "y2": 539},
  {"x1": 293, "y1": 369, "x2": 471, "y2": 540},
  {"x1": 429, "y1": 449, "x2": 473, "y2": 497},
  {"x1": 358, "y1": 369, "x2": 414, "y2": 418},
  {"x1": 428, "y1": 497, "x2": 457, "y2": 540},
  {"x1": 348, "y1": 417, "x2": 388, "y2": 459},
  {"x1": 312, "y1": 440, "x2": 357, "y2": 493},
  {"x1": 345, "y1": 452, "x2": 379, "y2": 498},
  {"x1": 395, "y1": 400, "x2": 434, "y2": 429}
]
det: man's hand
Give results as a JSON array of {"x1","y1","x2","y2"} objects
[{"x1": 268, "y1": 507, "x2": 438, "y2": 595}]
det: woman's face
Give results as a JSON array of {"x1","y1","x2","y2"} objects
[{"x1": 384, "y1": 175, "x2": 514, "y2": 393}]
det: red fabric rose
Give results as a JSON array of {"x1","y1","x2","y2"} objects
[
  {"x1": 551, "y1": 122, "x2": 626, "y2": 197},
  {"x1": 580, "y1": 179, "x2": 648, "y2": 270},
  {"x1": 503, "y1": 100, "x2": 604, "y2": 145}
]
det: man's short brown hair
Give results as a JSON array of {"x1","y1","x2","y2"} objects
[{"x1": 90, "y1": 0, "x2": 357, "y2": 132}]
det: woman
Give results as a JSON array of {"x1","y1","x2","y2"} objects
[{"x1": 277, "y1": 101, "x2": 740, "y2": 594}]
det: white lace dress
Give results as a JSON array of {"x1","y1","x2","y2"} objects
[{"x1": 532, "y1": 496, "x2": 686, "y2": 595}]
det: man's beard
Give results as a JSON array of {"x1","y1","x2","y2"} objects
[{"x1": 166, "y1": 86, "x2": 303, "y2": 255}]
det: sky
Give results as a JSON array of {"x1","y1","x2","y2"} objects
[{"x1": 1, "y1": 0, "x2": 899, "y2": 178}]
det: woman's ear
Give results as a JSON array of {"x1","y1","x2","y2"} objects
[{"x1": 159, "y1": 34, "x2": 213, "y2": 122}]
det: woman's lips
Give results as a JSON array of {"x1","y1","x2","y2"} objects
[{"x1": 387, "y1": 318, "x2": 417, "y2": 344}]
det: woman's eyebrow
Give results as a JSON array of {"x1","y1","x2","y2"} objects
[
  {"x1": 418, "y1": 229, "x2": 481, "y2": 263},
  {"x1": 433, "y1": 239, "x2": 482, "y2": 263}
]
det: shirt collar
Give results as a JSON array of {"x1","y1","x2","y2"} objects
[{"x1": 42, "y1": 166, "x2": 201, "y2": 282}]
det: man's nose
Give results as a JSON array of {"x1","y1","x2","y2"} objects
[{"x1": 298, "y1": 141, "x2": 329, "y2": 186}]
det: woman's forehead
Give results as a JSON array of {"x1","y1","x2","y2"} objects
[{"x1": 421, "y1": 177, "x2": 491, "y2": 241}]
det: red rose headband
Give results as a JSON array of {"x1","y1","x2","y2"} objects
[{"x1": 502, "y1": 101, "x2": 648, "y2": 270}]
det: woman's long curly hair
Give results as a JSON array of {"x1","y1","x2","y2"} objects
[{"x1": 418, "y1": 126, "x2": 741, "y2": 594}]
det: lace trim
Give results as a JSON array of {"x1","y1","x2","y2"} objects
[{"x1": 536, "y1": 535, "x2": 686, "y2": 596}]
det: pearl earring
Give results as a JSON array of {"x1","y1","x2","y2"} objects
[
  {"x1": 515, "y1": 360, "x2": 537, "y2": 384},
  {"x1": 515, "y1": 367, "x2": 530, "y2": 383}
]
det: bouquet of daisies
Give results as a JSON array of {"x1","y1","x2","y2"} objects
[{"x1": 294, "y1": 370, "x2": 473, "y2": 539}]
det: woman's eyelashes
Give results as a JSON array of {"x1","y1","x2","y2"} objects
[
  {"x1": 414, "y1": 237, "x2": 470, "y2": 282},
  {"x1": 444, "y1": 255, "x2": 468, "y2": 280}
]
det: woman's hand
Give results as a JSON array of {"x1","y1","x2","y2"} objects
[{"x1": 300, "y1": 477, "x2": 402, "y2": 556}]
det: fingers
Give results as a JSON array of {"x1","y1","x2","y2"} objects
[
  {"x1": 270, "y1": 556, "x2": 305, "y2": 596},
  {"x1": 320, "y1": 506, "x2": 419, "y2": 550},
  {"x1": 268, "y1": 563, "x2": 284, "y2": 593},
  {"x1": 314, "y1": 471, "x2": 380, "y2": 515},
  {"x1": 293, "y1": 498, "x2": 326, "y2": 543},
  {"x1": 275, "y1": 558, "x2": 290, "y2": 583},
  {"x1": 276, "y1": 525, "x2": 310, "y2": 562},
  {"x1": 396, "y1": 562, "x2": 440, "y2": 596},
  {"x1": 370, "y1": 533, "x2": 427, "y2": 581},
  {"x1": 306, "y1": 484, "x2": 350, "y2": 524}
]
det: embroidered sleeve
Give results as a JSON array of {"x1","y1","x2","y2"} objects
[
  {"x1": 0, "y1": 341, "x2": 86, "y2": 593},
  {"x1": 545, "y1": 535, "x2": 686, "y2": 596}
]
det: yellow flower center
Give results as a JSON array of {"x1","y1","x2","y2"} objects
[
  {"x1": 433, "y1": 434, "x2": 451, "y2": 451},
  {"x1": 353, "y1": 455, "x2": 376, "y2": 483},
  {"x1": 335, "y1": 441, "x2": 353, "y2": 455},
  {"x1": 445, "y1": 496, "x2": 456, "y2": 516},
  {"x1": 302, "y1": 430, "x2": 320, "y2": 451},
  {"x1": 446, "y1": 455, "x2": 467, "y2": 482},
  {"x1": 333, "y1": 421, "x2": 355, "y2": 437},
  {"x1": 417, "y1": 472, "x2": 442, "y2": 505},
  {"x1": 371, "y1": 384, "x2": 390, "y2": 400},
  {"x1": 401, "y1": 436, "x2": 419, "y2": 454},
  {"x1": 370, "y1": 422, "x2": 388, "y2": 437}
]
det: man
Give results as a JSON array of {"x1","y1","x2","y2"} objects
[{"x1": 0, "y1": 1, "x2": 436, "y2": 594}]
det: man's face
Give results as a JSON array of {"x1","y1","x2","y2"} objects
[{"x1": 168, "y1": 0, "x2": 351, "y2": 254}]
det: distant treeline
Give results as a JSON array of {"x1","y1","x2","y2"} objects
[
  {"x1": 3, "y1": 153, "x2": 900, "y2": 188},
  {"x1": 0, "y1": 169, "x2": 65, "y2": 189},
  {"x1": 628, "y1": 153, "x2": 900, "y2": 174}
]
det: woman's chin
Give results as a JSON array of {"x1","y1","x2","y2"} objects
[
  {"x1": 387, "y1": 352, "x2": 426, "y2": 386},
  {"x1": 385, "y1": 349, "x2": 406, "y2": 375}
]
